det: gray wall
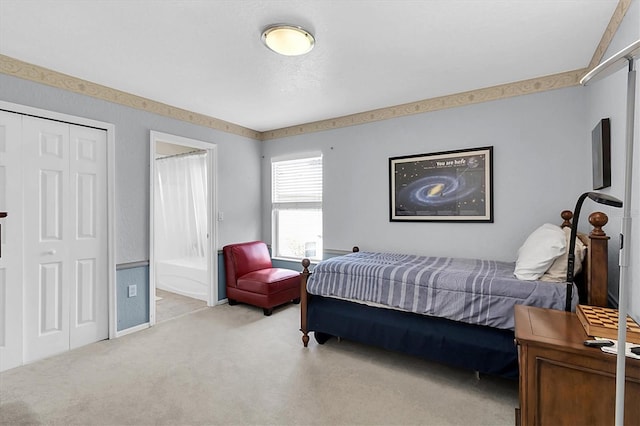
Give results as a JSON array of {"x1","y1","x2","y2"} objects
[
  {"x1": 262, "y1": 87, "x2": 591, "y2": 263},
  {"x1": 584, "y1": 0, "x2": 640, "y2": 320}
]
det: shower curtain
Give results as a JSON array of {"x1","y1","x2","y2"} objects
[{"x1": 155, "y1": 151, "x2": 208, "y2": 264}]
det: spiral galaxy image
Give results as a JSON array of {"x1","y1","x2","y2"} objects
[{"x1": 391, "y1": 150, "x2": 490, "y2": 219}]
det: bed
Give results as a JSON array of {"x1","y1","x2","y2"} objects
[{"x1": 299, "y1": 210, "x2": 612, "y2": 378}]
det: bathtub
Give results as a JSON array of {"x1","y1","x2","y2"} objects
[{"x1": 155, "y1": 257, "x2": 208, "y2": 302}]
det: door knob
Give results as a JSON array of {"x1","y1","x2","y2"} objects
[{"x1": 47, "y1": 249, "x2": 57, "y2": 255}]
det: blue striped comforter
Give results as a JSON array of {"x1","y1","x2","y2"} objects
[{"x1": 307, "y1": 251, "x2": 577, "y2": 330}]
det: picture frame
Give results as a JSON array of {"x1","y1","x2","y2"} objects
[
  {"x1": 592, "y1": 118, "x2": 611, "y2": 190},
  {"x1": 389, "y1": 146, "x2": 493, "y2": 222}
]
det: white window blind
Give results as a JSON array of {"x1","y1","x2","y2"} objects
[{"x1": 273, "y1": 157, "x2": 322, "y2": 204}]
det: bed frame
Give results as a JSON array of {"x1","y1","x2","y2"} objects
[{"x1": 299, "y1": 210, "x2": 611, "y2": 378}]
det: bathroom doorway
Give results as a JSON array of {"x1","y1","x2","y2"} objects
[{"x1": 149, "y1": 131, "x2": 218, "y2": 325}]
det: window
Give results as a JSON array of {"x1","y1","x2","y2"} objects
[{"x1": 272, "y1": 155, "x2": 322, "y2": 261}]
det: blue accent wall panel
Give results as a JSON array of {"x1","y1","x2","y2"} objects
[
  {"x1": 116, "y1": 266, "x2": 149, "y2": 331},
  {"x1": 218, "y1": 252, "x2": 226, "y2": 301}
]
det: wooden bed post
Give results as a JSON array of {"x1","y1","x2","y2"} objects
[
  {"x1": 300, "y1": 258, "x2": 311, "y2": 347},
  {"x1": 560, "y1": 210, "x2": 573, "y2": 228},
  {"x1": 587, "y1": 212, "x2": 610, "y2": 307},
  {"x1": 561, "y1": 210, "x2": 610, "y2": 308}
]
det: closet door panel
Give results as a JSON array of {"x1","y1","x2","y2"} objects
[
  {"x1": 23, "y1": 116, "x2": 71, "y2": 363},
  {"x1": 69, "y1": 124, "x2": 107, "y2": 349},
  {"x1": 39, "y1": 262, "x2": 64, "y2": 332}
]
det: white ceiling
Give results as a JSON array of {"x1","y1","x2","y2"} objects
[{"x1": 0, "y1": 0, "x2": 620, "y2": 132}]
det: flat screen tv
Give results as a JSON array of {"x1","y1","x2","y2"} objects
[{"x1": 592, "y1": 118, "x2": 611, "y2": 190}]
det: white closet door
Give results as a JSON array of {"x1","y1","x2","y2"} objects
[
  {"x1": 23, "y1": 117, "x2": 72, "y2": 362},
  {"x1": 0, "y1": 111, "x2": 24, "y2": 371},
  {"x1": 68, "y1": 124, "x2": 108, "y2": 349},
  {"x1": 22, "y1": 116, "x2": 108, "y2": 362}
]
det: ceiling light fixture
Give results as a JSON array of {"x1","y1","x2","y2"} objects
[{"x1": 261, "y1": 24, "x2": 315, "y2": 56}]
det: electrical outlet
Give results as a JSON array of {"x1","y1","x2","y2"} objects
[{"x1": 128, "y1": 284, "x2": 137, "y2": 298}]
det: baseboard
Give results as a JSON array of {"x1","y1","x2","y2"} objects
[{"x1": 115, "y1": 322, "x2": 149, "y2": 337}]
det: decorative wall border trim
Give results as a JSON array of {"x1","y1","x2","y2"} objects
[
  {"x1": 0, "y1": 54, "x2": 261, "y2": 140},
  {"x1": 588, "y1": 0, "x2": 632, "y2": 69},
  {"x1": 262, "y1": 68, "x2": 587, "y2": 140},
  {"x1": 0, "y1": 56, "x2": 589, "y2": 142}
]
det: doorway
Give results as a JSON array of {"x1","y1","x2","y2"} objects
[{"x1": 149, "y1": 131, "x2": 217, "y2": 325}]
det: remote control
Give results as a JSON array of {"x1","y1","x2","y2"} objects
[{"x1": 583, "y1": 339, "x2": 614, "y2": 347}]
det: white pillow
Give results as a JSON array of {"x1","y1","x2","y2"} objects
[
  {"x1": 514, "y1": 223, "x2": 567, "y2": 280},
  {"x1": 540, "y1": 227, "x2": 586, "y2": 282}
]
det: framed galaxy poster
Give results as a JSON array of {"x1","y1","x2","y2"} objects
[{"x1": 389, "y1": 146, "x2": 493, "y2": 222}]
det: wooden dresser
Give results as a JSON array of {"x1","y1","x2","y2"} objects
[{"x1": 514, "y1": 304, "x2": 640, "y2": 426}]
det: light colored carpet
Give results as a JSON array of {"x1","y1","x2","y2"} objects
[{"x1": 0, "y1": 302, "x2": 518, "y2": 425}]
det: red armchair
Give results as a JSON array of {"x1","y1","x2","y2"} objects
[{"x1": 223, "y1": 241, "x2": 301, "y2": 316}]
